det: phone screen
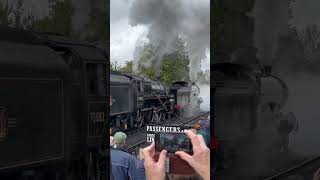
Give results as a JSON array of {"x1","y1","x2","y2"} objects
[{"x1": 155, "y1": 132, "x2": 192, "y2": 154}]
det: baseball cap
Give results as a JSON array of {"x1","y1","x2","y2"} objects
[{"x1": 113, "y1": 132, "x2": 127, "y2": 144}]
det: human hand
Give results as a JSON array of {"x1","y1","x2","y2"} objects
[
  {"x1": 175, "y1": 130, "x2": 210, "y2": 180},
  {"x1": 142, "y1": 143, "x2": 167, "y2": 180},
  {"x1": 313, "y1": 168, "x2": 320, "y2": 180}
]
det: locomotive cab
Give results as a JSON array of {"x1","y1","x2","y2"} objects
[
  {"x1": 110, "y1": 71, "x2": 134, "y2": 131},
  {"x1": 35, "y1": 34, "x2": 108, "y2": 179}
]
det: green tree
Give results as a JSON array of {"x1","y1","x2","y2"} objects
[
  {"x1": 159, "y1": 56, "x2": 190, "y2": 85},
  {"x1": 139, "y1": 65, "x2": 156, "y2": 80},
  {"x1": 133, "y1": 37, "x2": 190, "y2": 85},
  {"x1": 83, "y1": 1, "x2": 107, "y2": 42},
  {"x1": 31, "y1": 0, "x2": 73, "y2": 36},
  {"x1": 212, "y1": 0, "x2": 256, "y2": 63},
  {"x1": 119, "y1": 61, "x2": 134, "y2": 73},
  {"x1": 298, "y1": 24, "x2": 320, "y2": 62},
  {"x1": 110, "y1": 61, "x2": 121, "y2": 71},
  {"x1": 0, "y1": 0, "x2": 13, "y2": 26}
]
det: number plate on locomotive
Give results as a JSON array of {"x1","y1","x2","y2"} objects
[{"x1": 88, "y1": 102, "x2": 107, "y2": 137}]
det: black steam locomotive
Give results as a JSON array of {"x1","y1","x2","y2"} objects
[
  {"x1": 110, "y1": 71, "x2": 202, "y2": 133},
  {"x1": 213, "y1": 63, "x2": 298, "y2": 173},
  {"x1": 0, "y1": 27, "x2": 108, "y2": 179}
]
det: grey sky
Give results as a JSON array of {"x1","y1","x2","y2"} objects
[{"x1": 110, "y1": 0, "x2": 148, "y2": 67}]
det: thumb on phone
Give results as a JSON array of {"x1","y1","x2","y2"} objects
[{"x1": 157, "y1": 150, "x2": 167, "y2": 166}]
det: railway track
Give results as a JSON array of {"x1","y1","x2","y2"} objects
[
  {"x1": 125, "y1": 111, "x2": 210, "y2": 154},
  {"x1": 264, "y1": 155, "x2": 320, "y2": 180}
]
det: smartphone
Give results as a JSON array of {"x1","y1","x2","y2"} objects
[{"x1": 155, "y1": 132, "x2": 192, "y2": 154}]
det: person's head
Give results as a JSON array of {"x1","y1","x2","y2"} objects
[
  {"x1": 194, "y1": 123, "x2": 201, "y2": 131},
  {"x1": 113, "y1": 131, "x2": 127, "y2": 147}
]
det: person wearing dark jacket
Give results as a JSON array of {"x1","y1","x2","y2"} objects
[{"x1": 111, "y1": 132, "x2": 146, "y2": 180}]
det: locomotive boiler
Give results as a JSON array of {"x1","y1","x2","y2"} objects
[{"x1": 213, "y1": 63, "x2": 298, "y2": 171}]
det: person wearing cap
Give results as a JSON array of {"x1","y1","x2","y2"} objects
[{"x1": 111, "y1": 132, "x2": 146, "y2": 180}]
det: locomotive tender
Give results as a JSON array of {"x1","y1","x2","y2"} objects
[
  {"x1": 0, "y1": 27, "x2": 108, "y2": 179},
  {"x1": 110, "y1": 71, "x2": 202, "y2": 133}
]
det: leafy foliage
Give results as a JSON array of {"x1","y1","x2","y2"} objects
[
  {"x1": 274, "y1": 24, "x2": 320, "y2": 74},
  {"x1": 159, "y1": 57, "x2": 190, "y2": 85},
  {"x1": 298, "y1": 24, "x2": 320, "y2": 61},
  {"x1": 110, "y1": 61, "x2": 121, "y2": 71},
  {"x1": 83, "y1": 1, "x2": 108, "y2": 42},
  {"x1": 119, "y1": 61, "x2": 133, "y2": 73},
  {"x1": 0, "y1": 0, "x2": 13, "y2": 26},
  {"x1": 30, "y1": 0, "x2": 73, "y2": 36},
  {"x1": 0, "y1": 0, "x2": 107, "y2": 42}
]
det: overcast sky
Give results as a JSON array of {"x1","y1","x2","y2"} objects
[{"x1": 110, "y1": 0, "x2": 210, "y2": 71}]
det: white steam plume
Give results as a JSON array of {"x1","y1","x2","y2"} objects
[{"x1": 128, "y1": 0, "x2": 210, "y2": 81}]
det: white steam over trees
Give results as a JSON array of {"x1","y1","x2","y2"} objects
[{"x1": 128, "y1": 0, "x2": 210, "y2": 81}]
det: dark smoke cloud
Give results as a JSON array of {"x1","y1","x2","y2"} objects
[{"x1": 128, "y1": 0, "x2": 210, "y2": 81}]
